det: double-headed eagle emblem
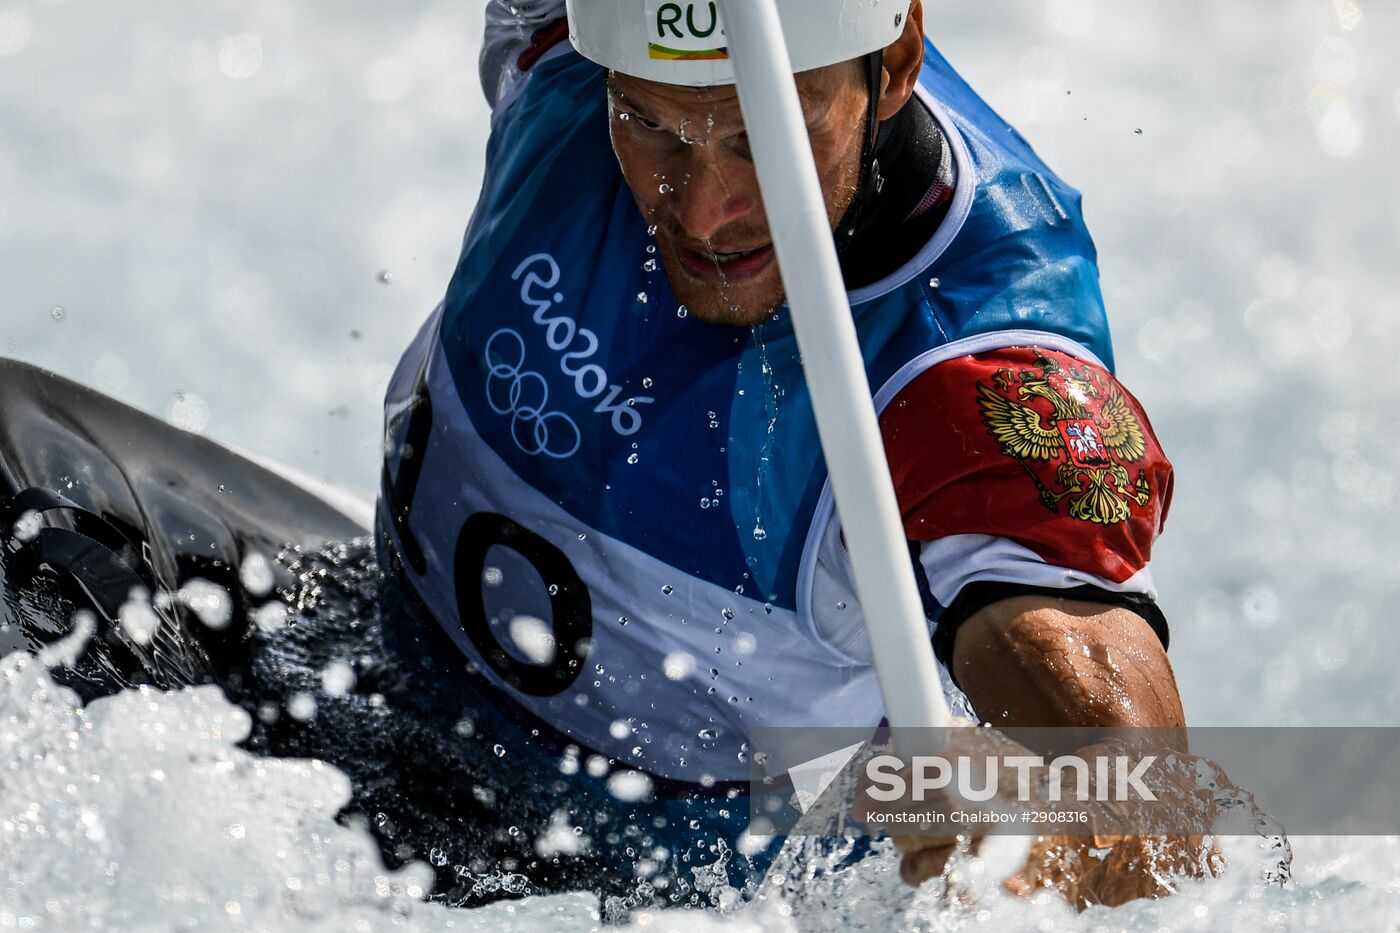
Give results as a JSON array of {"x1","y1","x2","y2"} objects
[{"x1": 977, "y1": 354, "x2": 1151, "y2": 526}]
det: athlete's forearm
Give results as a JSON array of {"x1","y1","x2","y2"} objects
[
  {"x1": 949, "y1": 595, "x2": 1187, "y2": 730},
  {"x1": 889, "y1": 596, "x2": 1192, "y2": 894}
]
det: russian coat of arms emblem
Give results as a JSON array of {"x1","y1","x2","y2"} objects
[{"x1": 976, "y1": 353, "x2": 1151, "y2": 526}]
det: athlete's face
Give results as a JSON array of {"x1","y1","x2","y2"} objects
[{"x1": 607, "y1": 63, "x2": 869, "y2": 327}]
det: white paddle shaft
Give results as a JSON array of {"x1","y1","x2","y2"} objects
[{"x1": 716, "y1": 0, "x2": 952, "y2": 733}]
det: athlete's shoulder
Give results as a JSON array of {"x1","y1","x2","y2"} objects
[
  {"x1": 480, "y1": 0, "x2": 575, "y2": 111},
  {"x1": 891, "y1": 40, "x2": 1113, "y2": 364},
  {"x1": 880, "y1": 334, "x2": 1171, "y2": 587},
  {"x1": 916, "y1": 37, "x2": 1068, "y2": 189}
]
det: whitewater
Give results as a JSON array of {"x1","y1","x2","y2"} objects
[{"x1": 4, "y1": 0, "x2": 1400, "y2": 929}]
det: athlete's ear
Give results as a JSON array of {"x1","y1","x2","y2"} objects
[{"x1": 876, "y1": 0, "x2": 924, "y2": 122}]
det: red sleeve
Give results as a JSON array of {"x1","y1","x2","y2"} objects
[
  {"x1": 879, "y1": 346, "x2": 1173, "y2": 585},
  {"x1": 516, "y1": 19, "x2": 571, "y2": 73}
]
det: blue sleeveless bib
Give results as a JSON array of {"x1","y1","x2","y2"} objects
[{"x1": 379, "y1": 40, "x2": 1115, "y2": 788}]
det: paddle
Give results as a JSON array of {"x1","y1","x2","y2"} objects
[{"x1": 715, "y1": 0, "x2": 952, "y2": 738}]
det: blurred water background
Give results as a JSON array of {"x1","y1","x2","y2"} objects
[{"x1": 2, "y1": 0, "x2": 1400, "y2": 927}]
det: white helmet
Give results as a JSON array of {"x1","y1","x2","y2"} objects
[{"x1": 565, "y1": 0, "x2": 911, "y2": 87}]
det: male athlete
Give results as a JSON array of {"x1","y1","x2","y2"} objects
[{"x1": 375, "y1": 0, "x2": 1193, "y2": 907}]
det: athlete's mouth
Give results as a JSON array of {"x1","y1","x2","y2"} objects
[{"x1": 674, "y1": 241, "x2": 775, "y2": 284}]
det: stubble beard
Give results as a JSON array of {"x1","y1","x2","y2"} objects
[
  {"x1": 654, "y1": 234, "x2": 786, "y2": 327},
  {"x1": 650, "y1": 172, "x2": 862, "y2": 329}
]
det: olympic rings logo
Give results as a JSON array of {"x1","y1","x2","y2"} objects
[{"x1": 484, "y1": 329, "x2": 583, "y2": 459}]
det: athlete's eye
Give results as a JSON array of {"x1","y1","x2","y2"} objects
[{"x1": 630, "y1": 113, "x2": 665, "y2": 132}]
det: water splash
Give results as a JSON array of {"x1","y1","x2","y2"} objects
[{"x1": 747, "y1": 323, "x2": 781, "y2": 548}]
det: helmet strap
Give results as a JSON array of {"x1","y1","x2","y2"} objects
[
  {"x1": 834, "y1": 50, "x2": 887, "y2": 252},
  {"x1": 863, "y1": 49, "x2": 886, "y2": 194}
]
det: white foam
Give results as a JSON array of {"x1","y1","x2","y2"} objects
[{"x1": 0, "y1": 649, "x2": 603, "y2": 931}]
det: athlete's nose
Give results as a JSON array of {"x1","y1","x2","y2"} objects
[{"x1": 669, "y1": 158, "x2": 754, "y2": 243}]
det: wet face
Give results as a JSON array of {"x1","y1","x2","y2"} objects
[{"x1": 607, "y1": 63, "x2": 870, "y2": 327}]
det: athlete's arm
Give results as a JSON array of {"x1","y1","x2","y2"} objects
[
  {"x1": 950, "y1": 595, "x2": 1186, "y2": 730},
  {"x1": 891, "y1": 596, "x2": 1197, "y2": 897},
  {"x1": 872, "y1": 343, "x2": 1205, "y2": 897},
  {"x1": 480, "y1": 0, "x2": 568, "y2": 108}
]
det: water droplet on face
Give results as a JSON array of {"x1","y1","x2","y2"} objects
[
  {"x1": 647, "y1": 225, "x2": 658, "y2": 236},
  {"x1": 677, "y1": 305, "x2": 689, "y2": 319},
  {"x1": 1134, "y1": 127, "x2": 1144, "y2": 135},
  {"x1": 50, "y1": 306, "x2": 64, "y2": 321},
  {"x1": 377, "y1": 270, "x2": 394, "y2": 284},
  {"x1": 619, "y1": 112, "x2": 631, "y2": 122},
  {"x1": 493, "y1": 744, "x2": 506, "y2": 757},
  {"x1": 661, "y1": 584, "x2": 674, "y2": 595},
  {"x1": 658, "y1": 184, "x2": 672, "y2": 194},
  {"x1": 647, "y1": 244, "x2": 657, "y2": 254},
  {"x1": 627, "y1": 453, "x2": 639, "y2": 465},
  {"x1": 618, "y1": 615, "x2": 629, "y2": 626},
  {"x1": 752, "y1": 526, "x2": 768, "y2": 541},
  {"x1": 721, "y1": 608, "x2": 734, "y2": 621},
  {"x1": 836, "y1": 601, "x2": 847, "y2": 610},
  {"x1": 643, "y1": 258, "x2": 658, "y2": 272},
  {"x1": 578, "y1": 532, "x2": 587, "y2": 540},
  {"x1": 548, "y1": 584, "x2": 560, "y2": 596},
  {"x1": 928, "y1": 277, "x2": 941, "y2": 288},
  {"x1": 642, "y1": 377, "x2": 654, "y2": 388},
  {"x1": 483, "y1": 566, "x2": 503, "y2": 587},
  {"x1": 698, "y1": 728, "x2": 719, "y2": 740},
  {"x1": 636, "y1": 292, "x2": 649, "y2": 304},
  {"x1": 700, "y1": 498, "x2": 711, "y2": 509}
]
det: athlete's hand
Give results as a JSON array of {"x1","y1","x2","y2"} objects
[
  {"x1": 998, "y1": 736, "x2": 1232, "y2": 908},
  {"x1": 853, "y1": 730, "x2": 1250, "y2": 909},
  {"x1": 850, "y1": 723, "x2": 1028, "y2": 885}
]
